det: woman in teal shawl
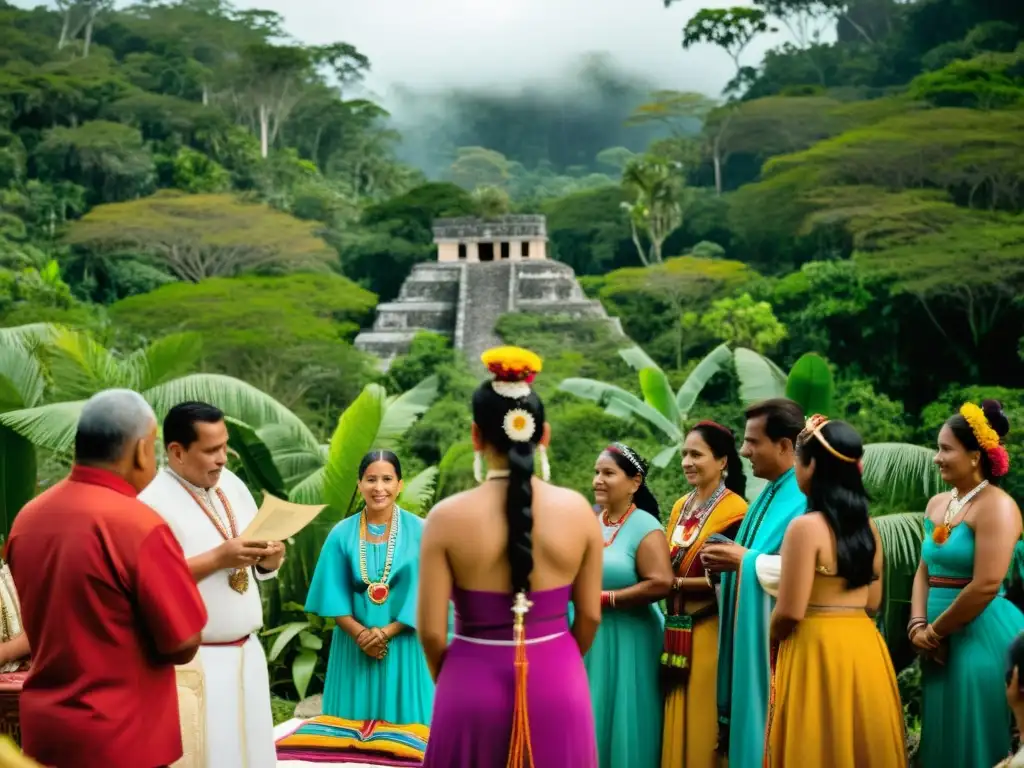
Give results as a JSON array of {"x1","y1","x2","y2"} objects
[
  {"x1": 586, "y1": 442, "x2": 674, "y2": 768},
  {"x1": 305, "y1": 450, "x2": 434, "y2": 725}
]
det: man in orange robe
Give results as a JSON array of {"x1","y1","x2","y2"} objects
[{"x1": 6, "y1": 389, "x2": 208, "y2": 768}]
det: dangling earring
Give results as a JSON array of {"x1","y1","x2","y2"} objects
[
  {"x1": 473, "y1": 451, "x2": 485, "y2": 484},
  {"x1": 722, "y1": 468, "x2": 729, "y2": 480},
  {"x1": 538, "y1": 445, "x2": 551, "y2": 482}
]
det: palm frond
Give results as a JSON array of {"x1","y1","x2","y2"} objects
[
  {"x1": 46, "y1": 329, "x2": 122, "y2": 399},
  {"x1": 0, "y1": 401, "x2": 86, "y2": 455},
  {"x1": 0, "y1": 344, "x2": 44, "y2": 411},
  {"x1": 376, "y1": 375, "x2": 439, "y2": 448},
  {"x1": 256, "y1": 424, "x2": 325, "y2": 490},
  {"x1": 0, "y1": 323, "x2": 59, "y2": 350},
  {"x1": 874, "y1": 512, "x2": 924, "y2": 576},
  {"x1": 676, "y1": 343, "x2": 732, "y2": 416},
  {"x1": 397, "y1": 466, "x2": 439, "y2": 515},
  {"x1": 130, "y1": 333, "x2": 205, "y2": 390},
  {"x1": 862, "y1": 443, "x2": 945, "y2": 510},
  {"x1": 733, "y1": 348, "x2": 787, "y2": 405}
]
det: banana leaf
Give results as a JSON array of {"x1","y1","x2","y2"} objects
[
  {"x1": 785, "y1": 353, "x2": 834, "y2": 416},
  {"x1": 377, "y1": 375, "x2": 439, "y2": 447},
  {"x1": 638, "y1": 367, "x2": 680, "y2": 425},
  {"x1": 559, "y1": 378, "x2": 682, "y2": 442},
  {"x1": 733, "y1": 348, "x2": 788, "y2": 405},
  {"x1": 224, "y1": 417, "x2": 288, "y2": 500},
  {"x1": 676, "y1": 343, "x2": 732, "y2": 415}
]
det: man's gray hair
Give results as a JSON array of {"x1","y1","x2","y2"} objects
[{"x1": 75, "y1": 389, "x2": 157, "y2": 465}]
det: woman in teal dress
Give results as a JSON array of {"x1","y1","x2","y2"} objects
[
  {"x1": 305, "y1": 449, "x2": 434, "y2": 725},
  {"x1": 911, "y1": 400, "x2": 1024, "y2": 767},
  {"x1": 586, "y1": 442, "x2": 674, "y2": 768}
]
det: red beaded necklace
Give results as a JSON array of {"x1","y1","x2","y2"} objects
[{"x1": 601, "y1": 504, "x2": 636, "y2": 548}]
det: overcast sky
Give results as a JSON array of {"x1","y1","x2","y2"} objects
[
  {"x1": 19, "y1": 0, "x2": 795, "y2": 97},
  {"x1": 236, "y1": 0, "x2": 790, "y2": 97}
]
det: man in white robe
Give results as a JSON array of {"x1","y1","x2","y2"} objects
[{"x1": 139, "y1": 401, "x2": 285, "y2": 768}]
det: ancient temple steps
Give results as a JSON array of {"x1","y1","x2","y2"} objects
[{"x1": 354, "y1": 260, "x2": 621, "y2": 371}]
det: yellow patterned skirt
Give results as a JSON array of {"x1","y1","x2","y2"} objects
[
  {"x1": 764, "y1": 609, "x2": 906, "y2": 768},
  {"x1": 661, "y1": 613, "x2": 720, "y2": 768}
]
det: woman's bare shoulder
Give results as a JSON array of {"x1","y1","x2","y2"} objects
[{"x1": 539, "y1": 482, "x2": 597, "y2": 517}]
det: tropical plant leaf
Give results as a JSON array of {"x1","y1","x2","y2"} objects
[
  {"x1": 436, "y1": 440, "x2": 475, "y2": 499},
  {"x1": 322, "y1": 384, "x2": 387, "y2": 519},
  {"x1": 862, "y1": 443, "x2": 945, "y2": 510},
  {"x1": 224, "y1": 417, "x2": 288, "y2": 499},
  {"x1": 145, "y1": 373, "x2": 320, "y2": 454},
  {"x1": 0, "y1": 344, "x2": 44, "y2": 411},
  {"x1": 288, "y1": 467, "x2": 325, "y2": 506},
  {"x1": 874, "y1": 511, "x2": 924, "y2": 672},
  {"x1": 129, "y1": 332, "x2": 204, "y2": 390},
  {"x1": 0, "y1": 323, "x2": 59, "y2": 350},
  {"x1": 559, "y1": 378, "x2": 682, "y2": 442},
  {"x1": 397, "y1": 466, "x2": 439, "y2": 515},
  {"x1": 638, "y1": 367, "x2": 681, "y2": 425},
  {"x1": 618, "y1": 345, "x2": 661, "y2": 373},
  {"x1": 676, "y1": 343, "x2": 732, "y2": 416},
  {"x1": 874, "y1": 511, "x2": 924, "y2": 576},
  {"x1": 45, "y1": 329, "x2": 122, "y2": 399},
  {"x1": 785, "y1": 353, "x2": 834, "y2": 416},
  {"x1": 0, "y1": 425, "x2": 36, "y2": 540},
  {"x1": 256, "y1": 424, "x2": 325, "y2": 491},
  {"x1": 266, "y1": 620, "x2": 311, "y2": 662},
  {"x1": 0, "y1": 401, "x2": 87, "y2": 455},
  {"x1": 292, "y1": 649, "x2": 318, "y2": 700},
  {"x1": 733, "y1": 348, "x2": 787, "y2": 405},
  {"x1": 376, "y1": 375, "x2": 439, "y2": 448},
  {"x1": 651, "y1": 443, "x2": 679, "y2": 469}
]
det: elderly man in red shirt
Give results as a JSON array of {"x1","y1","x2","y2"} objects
[{"x1": 6, "y1": 389, "x2": 208, "y2": 768}]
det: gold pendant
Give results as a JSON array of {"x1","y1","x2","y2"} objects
[{"x1": 229, "y1": 568, "x2": 249, "y2": 594}]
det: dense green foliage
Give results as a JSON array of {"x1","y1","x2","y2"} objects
[{"x1": 2, "y1": 0, "x2": 1024, "y2": 717}]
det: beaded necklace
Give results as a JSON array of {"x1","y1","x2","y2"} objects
[
  {"x1": 174, "y1": 475, "x2": 249, "y2": 594},
  {"x1": 932, "y1": 480, "x2": 988, "y2": 545},
  {"x1": 359, "y1": 504, "x2": 401, "y2": 604},
  {"x1": 601, "y1": 504, "x2": 636, "y2": 548},
  {"x1": 671, "y1": 482, "x2": 727, "y2": 570}
]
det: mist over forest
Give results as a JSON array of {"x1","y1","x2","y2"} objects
[{"x1": 385, "y1": 53, "x2": 676, "y2": 178}]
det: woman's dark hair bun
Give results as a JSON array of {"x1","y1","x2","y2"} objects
[{"x1": 982, "y1": 399, "x2": 1010, "y2": 438}]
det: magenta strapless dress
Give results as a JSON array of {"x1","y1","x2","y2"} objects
[{"x1": 422, "y1": 585, "x2": 597, "y2": 767}]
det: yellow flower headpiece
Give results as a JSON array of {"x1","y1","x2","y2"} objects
[
  {"x1": 481, "y1": 346, "x2": 543, "y2": 400},
  {"x1": 959, "y1": 402, "x2": 1001, "y2": 451}
]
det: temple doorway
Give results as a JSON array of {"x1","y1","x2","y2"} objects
[{"x1": 478, "y1": 242, "x2": 495, "y2": 262}]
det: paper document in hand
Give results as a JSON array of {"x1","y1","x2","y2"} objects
[{"x1": 241, "y1": 493, "x2": 326, "y2": 541}]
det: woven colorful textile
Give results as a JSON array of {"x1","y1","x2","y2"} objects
[{"x1": 276, "y1": 717, "x2": 427, "y2": 766}]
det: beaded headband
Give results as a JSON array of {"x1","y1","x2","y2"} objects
[
  {"x1": 799, "y1": 415, "x2": 858, "y2": 464},
  {"x1": 606, "y1": 442, "x2": 647, "y2": 477},
  {"x1": 960, "y1": 402, "x2": 1010, "y2": 477},
  {"x1": 694, "y1": 420, "x2": 734, "y2": 437}
]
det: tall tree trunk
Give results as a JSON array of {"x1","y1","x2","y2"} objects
[
  {"x1": 82, "y1": 14, "x2": 94, "y2": 58},
  {"x1": 58, "y1": 11, "x2": 71, "y2": 50},
  {"x1": 202, "y1": 84, "x2": 209, "y2": 106},
  {"x1": 258, "y1": 103, "x2": 269, "y2": 159}
]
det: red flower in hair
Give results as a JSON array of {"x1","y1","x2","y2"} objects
[{"x1": 989, "y1": 445, "x2": 1010, "y2": 478}]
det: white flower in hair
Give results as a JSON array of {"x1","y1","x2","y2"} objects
[
  {"x1": 503, "y1": 408, "x2": 536, "y2": 443},
  {"x1": 492, "y1": 380, "x2": 532, "y2": 400}
]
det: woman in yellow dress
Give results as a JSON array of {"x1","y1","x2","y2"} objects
[
  {"x1": 661, "y1": 421, "x2": 747, "y2": 768},
  {"x1": 764, "y1": 415, "x2": 905, "y2": 768}
]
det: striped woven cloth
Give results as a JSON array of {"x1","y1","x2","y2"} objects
[{"x1": 276, "y1": 717, "x2": 427, "y2": 766}]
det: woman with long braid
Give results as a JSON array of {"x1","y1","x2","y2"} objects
[{"x1": 419, "y1": 346, "x2": 604, "y2": 767}]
